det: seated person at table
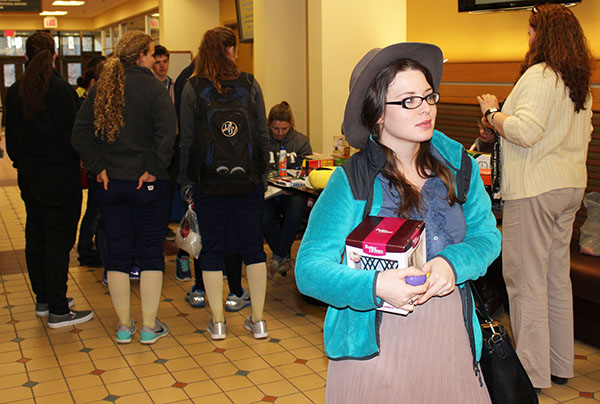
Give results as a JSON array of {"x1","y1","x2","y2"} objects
[
  {"x1": 264, "y1": 101, "x2": 312, "y2": 276},
  {"x1": 470, "y1": 119, "x2": 496, "y2": 153}
]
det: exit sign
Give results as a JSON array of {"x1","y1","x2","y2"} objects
[{"x1": 43, "y1": 16, "x2": 57, "y2": 29}]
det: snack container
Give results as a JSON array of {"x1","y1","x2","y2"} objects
[
  {"x1": 301, "y1": 154, "x2": 335, "y2": 175},
  {"x1": 345, "y1": 216, "x2": 426, "y2": 315},
  {"x1": 332, "y1": 134, "x2": 350, "y2": 158}
]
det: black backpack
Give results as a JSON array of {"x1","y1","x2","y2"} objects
[{"x1": 187, "y1": 72, "x2": 262, "y2": 196}]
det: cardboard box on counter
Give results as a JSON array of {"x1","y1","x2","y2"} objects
[{"x1": 302, "y1": 154, "x2": 335, "y2": 174}]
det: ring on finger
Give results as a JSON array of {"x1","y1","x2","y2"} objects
[{"x1": 408, "y1": 298, "x2": 414, "y2": 305}]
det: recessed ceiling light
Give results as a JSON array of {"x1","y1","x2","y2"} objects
[
  {"x1": 40, "y1": 11, "x2": 68, "y2": 15},
  {"x1": 52, "y1": 1, "x2": 85, "y2": 5}
]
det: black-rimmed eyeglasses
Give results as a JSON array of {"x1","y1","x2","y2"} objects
[{"x1": 385, "y1": 92, "x2": 440, "y2": 109}]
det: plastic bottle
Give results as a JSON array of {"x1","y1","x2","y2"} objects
[{"x1": 278, "y1": 146, "x2": 287, "y2": 177}]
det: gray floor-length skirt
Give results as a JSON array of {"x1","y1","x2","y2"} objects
[{"x1": 325, "y1": 287, "x2": 491, "y2": 404}]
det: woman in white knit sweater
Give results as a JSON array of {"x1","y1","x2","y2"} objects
[{"x1": 477, "y1": 3, "x2": 593, "y2": 390}]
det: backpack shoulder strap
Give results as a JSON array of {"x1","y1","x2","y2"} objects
[
  {"x1": 189, "y1": 75, "x2": 210, "y2": 94},
  {"x1": 456, "y1": 148, "x2": 472, "y2": 205},
  {"x1": 236, "y1": 72, "x2": 255, "y2": 130},
  {"x1": 238, "y1": 72, "x2": 254, "y2": 92}
]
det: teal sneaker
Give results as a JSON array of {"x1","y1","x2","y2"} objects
[
  {"x1": 140, "y1": 319, "x2": 169, "y2": 344},
  {"x1": 116, "y1": 320, "x2": 136, "y2": 344},
  {"x1": 176, "y1": 255, "x2": 192, "y2": 281}
]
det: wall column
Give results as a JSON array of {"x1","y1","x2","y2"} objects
[
  {"x1": 254, "y1": 0, "x2": 307, "y2": 135},
  {"x1": 159, "y1": 0, "x2": 220, "y2": 56},
  {"x1": 307, "y1": 0, "x2": 407, "y2": 154}
]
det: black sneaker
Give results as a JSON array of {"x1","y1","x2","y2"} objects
[
  {"x1": 551, "y1": 375, "x2": 569, "y2": 385},
  {"x1": 36, "y1": 297, "x2": 74, "y2": 317},
  {"x1": 47, "y1": 310, "x2": 94, "y2": 328},
  {"x1": 165, "y1": 228, "x2": 176, "y2": 241},
  {"x1": 78, "y1": 255, "x2": 103, "y2": 268}
]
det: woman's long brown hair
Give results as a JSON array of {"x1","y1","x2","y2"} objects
[
  {"x1": 522, "y1": 4, "x2": 592, "y2": 112},
  {"x1": 361, "y1": 59, "x2": 458, "y2": 217},
  {"x1": 93, "y1": 31, "x2": 152, "y2": 143},
  {"x1": 18, "y1": 32, "x2": 55, "y2": 120},
  {"x1": 194, "y1": 26, "x2": 240, "y2": 93}
]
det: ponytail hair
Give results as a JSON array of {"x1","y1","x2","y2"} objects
[
  {"x1": 194, "y1": 26, "x2": 240, "y2": 93},
  {"x1": 268, "y1": 101, "x2": 295, "y2": 127},
  {"x1": 93, "y1": 30, "x2": 152, "y2": 143},
  {"x1": 18, "y1": 32, "x2": 55, "y2": 120}
]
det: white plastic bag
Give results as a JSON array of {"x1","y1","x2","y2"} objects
[
  {"x1": 175, "y1": 204, "x2": 202, "y2": 259},
  {"x1": 580, "y1": 192, "x2": 600, "y2": 256}
]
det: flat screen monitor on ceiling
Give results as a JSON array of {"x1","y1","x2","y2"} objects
[{"x1": 458, "y1": 0, "x2": 581, "y2": 13}]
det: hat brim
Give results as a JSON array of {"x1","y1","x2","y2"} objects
[{"x1": 342, "y1": 42, "x2": 444, "y2": 150}]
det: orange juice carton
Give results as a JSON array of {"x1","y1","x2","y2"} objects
[{"x1": 345, "y1": 216, "x2": 426, "y2": 315}]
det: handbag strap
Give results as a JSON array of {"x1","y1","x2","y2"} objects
[{"x1": 469, "y1": 280, "x2": 494, "y2": 323}]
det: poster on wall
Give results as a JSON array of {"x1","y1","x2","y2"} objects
[
  {"x1": 236, "y1": 0, "x2": 253, "y2": 43},
  {"x1": 0, "y1": 0, "x2": 41, "y2": 12}
]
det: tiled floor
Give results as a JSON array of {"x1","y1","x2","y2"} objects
[{"x1": 1, "y1": 138, "x2": 599, "y2": 403}]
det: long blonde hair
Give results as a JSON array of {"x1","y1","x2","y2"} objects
[{"x1": 94, "y1": 31, "x2": 152, "y2": 143}]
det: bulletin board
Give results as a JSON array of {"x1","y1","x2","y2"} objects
[
  {"x1": 168, "y1": 51, "x2": 193, "y2": 80},
  {"x1": 236, "y1": 0, "x2": 254, "y2": 43}
]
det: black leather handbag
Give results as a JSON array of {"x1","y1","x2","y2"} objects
[{"x1": 471, "y1": 281, "x2": 539, "y2": 404}]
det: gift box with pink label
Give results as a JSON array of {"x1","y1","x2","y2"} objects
[{"x1": 345, "y1": 216, "x2": 426, "y2": 315}]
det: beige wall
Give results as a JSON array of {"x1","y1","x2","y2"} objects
[
  {"x1": 159, "y1": 0, "x2": 219, "y2": 56},
  {"x1": 0, "y1": 16, "x2": 93, "y2": 31},
  {"x1": 407, "y1": 0, "x2": 600, "y2": 62},
  {"x1": 308, "y1": 0, "x2": 407, "y2": 154},
  {"x1": 92, "y1": 0, "x2": 158, "y2": 29},
  {"x1": 254, "y1": 0, "x2": 307, "y2": 135},
  {"x1": 0, "y1": 0, "x2": 157, "y2": 31}
]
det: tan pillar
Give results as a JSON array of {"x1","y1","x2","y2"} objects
[
  {"x1": 254, "y1": 0, "x2": 307, "y2": 134},
  {"x1": 307, "y1": 0, "x2": 407, "y2": 154}
]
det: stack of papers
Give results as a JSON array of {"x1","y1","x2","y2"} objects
[{"x1": 271, "y1": 178, "x2": 305, "y2": 187}]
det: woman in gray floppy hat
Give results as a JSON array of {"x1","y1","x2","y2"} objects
[{"x1": 295, "y1": 43, "x2": 500, "y2": 402}]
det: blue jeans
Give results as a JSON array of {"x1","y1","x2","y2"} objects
[{"x1": 262, "y1": 193, "x2": 307, "y2": 259}]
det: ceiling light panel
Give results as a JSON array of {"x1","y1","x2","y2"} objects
[
  {"x1": 40, "y1": 11, "x2": 68, "y2": 15},
  {"x1": 52, "y1": 1, "x2": 85, "y2": 5}
]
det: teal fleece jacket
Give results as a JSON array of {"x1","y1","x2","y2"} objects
[{"x1": 295, "y1": 130, "x2": 501, "y2": 362}]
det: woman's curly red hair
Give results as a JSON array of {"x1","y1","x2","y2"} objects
[{"x1": 521, "y1": 4, "x2": 592, "y2": 112}]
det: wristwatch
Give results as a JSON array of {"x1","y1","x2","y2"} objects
[{"x1": 485, "y1": 108, "x2": 499, "y2": 122}]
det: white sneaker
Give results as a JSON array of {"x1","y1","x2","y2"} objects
[
  {"x1": 225, "y1": 289, "x2": 251, "y2": 312},
  {"x1": 244, "y1": 316, "x2": 268, "y2": 339},
  {"x1": 207, "y1": 320, "x2": 226, "y2": 340}
]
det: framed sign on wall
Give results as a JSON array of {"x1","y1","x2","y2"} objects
[
  {"x1": 236, "y1": 0, "x2": 253, "y2": 43},
  {"x1": 0, "y1": 0, "x2": 41, "y2": 12}
]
